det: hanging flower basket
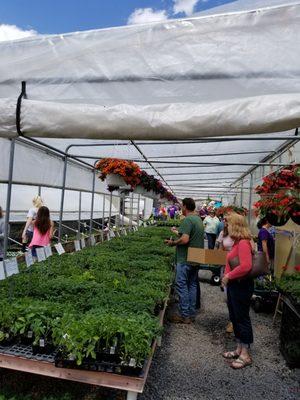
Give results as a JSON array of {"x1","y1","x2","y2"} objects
[
  {"x1": 266, "y1": 211, "x2": 290, "y2": 227},
  {"x1": 290, "y1": 204, "x2": 300, "y2": 225},
  {"x1": 254, "y1": 165, "x2": 300, "y2": 224},
  {"x1": 95, "y1": 158, "x2": 141, "y2": 190},
  {"x1": 143, "y1": 190, "x2": 158, "y2": 200},
  {"x1": 106, "y1": 173, "x2": 127, "y2": 187},
  {"x1": 133, "y1": 185, "x2": 146, "y2": 195}
]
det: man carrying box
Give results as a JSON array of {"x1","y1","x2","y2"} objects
[{"x1": 165, "y1": 198, "x2": 204, "y2": 324}]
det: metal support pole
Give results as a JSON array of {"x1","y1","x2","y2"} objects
[
  {"x1": 122, "y1": 193, "x2": 125, "y2": 229},
  {"x1": 143, "y1": 198, "x2": 146, "y2": 220},
  {"x1": 108, "y1": 192, "x2": 113, "y2": 230},
  {"x1": 102, "y1": 194, "x2": 106, "y2": 229},
  {"x1": 78, "y1": 191, "x2": 82, "y2": 236},
  {"x1": 130, "y1": 192, "x2": 133, "y2": 229},
  {"x1": 136, "y1": 194, "x2": 141, "y2": 227},
  {"x1": 3, "y1": 139, "x2": 16, "y2": 259},
  {"x1": 38, "y1": 186, "x2": 41, "y2": 196},
  {"x1": 126, "y1": 391, "x2": 138, "y2": 400},
  {"x1": 58, "y1": 155, "x2": 68, "y2": 241},
  {"x1": 89, "y1": 170, "x2": 96, "y2": 235},
  {"x1": 248, "y1": 173, "x2": 253, "y2": 225},
  {"x1": 116, "y1": 195, "x2": 121, "y2": 230},
  {"x1": 240, "y1": 180, "x2": 244, "y2": 207}
]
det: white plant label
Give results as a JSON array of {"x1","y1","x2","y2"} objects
[
  {"x1": 39, "y1": 339, "x2": 45, "y2": 347},
  {"x1": 25, "y1": 250, "x2": 34, "y2": 267},
  {"x1": 55, "y1": 243, "x2": 65, "y2": 255},
  {"x1": 90, "y1": 235, "x2": 96, "y2": 246},
  {"x1": 129, "y1": 358, "x2": 136, "y2": 367},
  {"x1": 74, "y1": 240, "x2": 81, "y2": 252},
  {"x1": 4, "y1": 258, "x2": 19, "y2": 277},
  {"x1": 36, "y1": 247, "x2": 46, "y2": 262},
  {"x1": 0, "y1": 262, "x2": 5, "y2": 280},
  {"x1": 44, "y1": 245, "x2": 53, "y2": 258},
  {"x1": 80, "y1": 238, "x2": 86, "y2": 249}
]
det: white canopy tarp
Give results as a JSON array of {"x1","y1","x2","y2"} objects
[{"x1": 0, "y1": 2, "x2": 299, "y2": 139}]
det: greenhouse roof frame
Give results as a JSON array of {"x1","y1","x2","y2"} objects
[{"x1": 0, "y1": 1, "x2": 300, "y2": 254}]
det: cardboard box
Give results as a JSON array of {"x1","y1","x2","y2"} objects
[{"x1": 187, "y1": 248, "x2": 228, "y2": 265}]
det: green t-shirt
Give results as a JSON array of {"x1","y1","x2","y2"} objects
[{"x1": 176, "y1": 214, "x2": 204, "y2": 264}]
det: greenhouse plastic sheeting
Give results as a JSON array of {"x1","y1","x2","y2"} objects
[
  {"x1": 0, "y1": 138, "x2": 108, "y2": 193},
  {"x1": 0, "y1": 2, "x2": 299, "y2": 139}
]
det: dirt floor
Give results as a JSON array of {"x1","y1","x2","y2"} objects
[
  {"x1": 0, "y1": 277, "x2": 299, "y2": 400},
  {"x1": 140, "y1": 276, "x2": 300, "y2": 400}
]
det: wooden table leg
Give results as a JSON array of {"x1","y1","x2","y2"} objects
[{"x1": 127, "y1": 391, "x2": 138, "y2": 400}]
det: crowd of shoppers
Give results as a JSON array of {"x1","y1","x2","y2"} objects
[{"x1": 165, "y1": 198, "x2": 275, "y2": 370}]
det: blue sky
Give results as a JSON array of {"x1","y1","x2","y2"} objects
[{"x1": 0, "y1": 0, "x2": 235, "y2": 36}]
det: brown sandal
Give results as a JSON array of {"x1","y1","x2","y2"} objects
[
  {"x1": 222, "y1": 351, "x2": 240, "y2": 359},
  {"x1": 231, "y1": 356, "x2": 252, "y2": 369}
]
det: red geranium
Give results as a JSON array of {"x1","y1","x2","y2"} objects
[{"x1": 254, "y1": 164, "x2": 300, "y2": 219}]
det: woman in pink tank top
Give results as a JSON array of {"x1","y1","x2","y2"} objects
[{"x1": 29, "y1": 206, "x2": 54, "y2": 257}]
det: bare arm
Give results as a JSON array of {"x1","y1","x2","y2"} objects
[
  {"x1": 22, "y1": 217, "x2": 34, "y2": 239},
  {"x1": 49, "y1": 221, "x2": 55, "y2": 239},
  {"x1": 166, "y1": 233, "x2": 190, "y2": 246}
]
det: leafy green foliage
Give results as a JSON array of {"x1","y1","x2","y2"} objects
[
  {"x1": 0, "y1": 227, "x2": 173, "y2": 366},
  {"x1": 276, "y1": 272, "x2": 300, "y2": 300}
]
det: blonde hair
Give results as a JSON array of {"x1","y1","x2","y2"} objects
[
  {"x1": 227, "y1": 212, "x2": 252, "y2": 241},
  {"x1": 32, "y1": 195, "x2": 43, "y2": 208}
]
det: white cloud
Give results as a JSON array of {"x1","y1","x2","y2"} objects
[
  {"x1": 0, "y1": 24, "x2": 37, "y2": 42},
  {"x1": 173, "y1": 0, "x2": 200, "y2": 16},
  {"x1": 127, "y1": 8, "x2": 168, "y2": 25}
]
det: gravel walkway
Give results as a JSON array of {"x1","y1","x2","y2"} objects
[{"x1": 140, "y1": 278, "x2": 300, "y2": 400}]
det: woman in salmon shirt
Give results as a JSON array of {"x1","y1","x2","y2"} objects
[
  {"x1": 221, "y1": 213, "x2": 253, "y2": 369},
  {"x1": 29, "y1": 206, "x2": 54, "y2": 257}
]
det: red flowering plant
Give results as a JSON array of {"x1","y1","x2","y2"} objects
[
  {"x1": 216, "y1": 205, "x2": 248, "y2": 217},
  {"x1": 139, "y1": 171, "x2": 160, "y2": 193},
  {"x1": 256, "y1": 164, "x2": 300, "y2": 195},
  {"x1": 95, "y1": 158, "x2": 141, "y2": 189},
  {"x1": 164, "y1": 191, "x2": 175, "y2": 202},
  {"x1": 254, "y1": 191, "x2": 298, "y2": 216},
  {"x1": 254, "y1": 164, "x2": 300, "y2": 220}
]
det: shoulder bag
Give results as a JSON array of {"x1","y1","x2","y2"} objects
[{"x1": 229, "y1": 242, "x2": 270, "y2": 279}]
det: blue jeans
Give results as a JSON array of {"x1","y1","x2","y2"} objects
[
  {"x1": 206, "y1": 233, "x2": 217, "y2": 249},
  {"x1": 227, "y1": 279, "x2": 254, "y2": 346},
  {"x1": 176, "y1": 263, "x2": 199, "y2": 318}
]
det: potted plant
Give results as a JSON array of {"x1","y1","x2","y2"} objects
[
  {"x1": 276, "y1": 268, "x2": 300, "y2": 368},
  {"x1": 95, "y1": 158, "x2": 141, "y2": 190},
  {"x1": 138, "y1": 172, "x2": 160, "y2": 198},
  {"x1": 216, "y1": 205, "x2": 248, "y2": 217},
  {"x1": 254, "y1": 164, "x2": 300, "y2": 226},
  {"x1": 254, "y1": 192, "x2": 294, "y2": 226}
]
